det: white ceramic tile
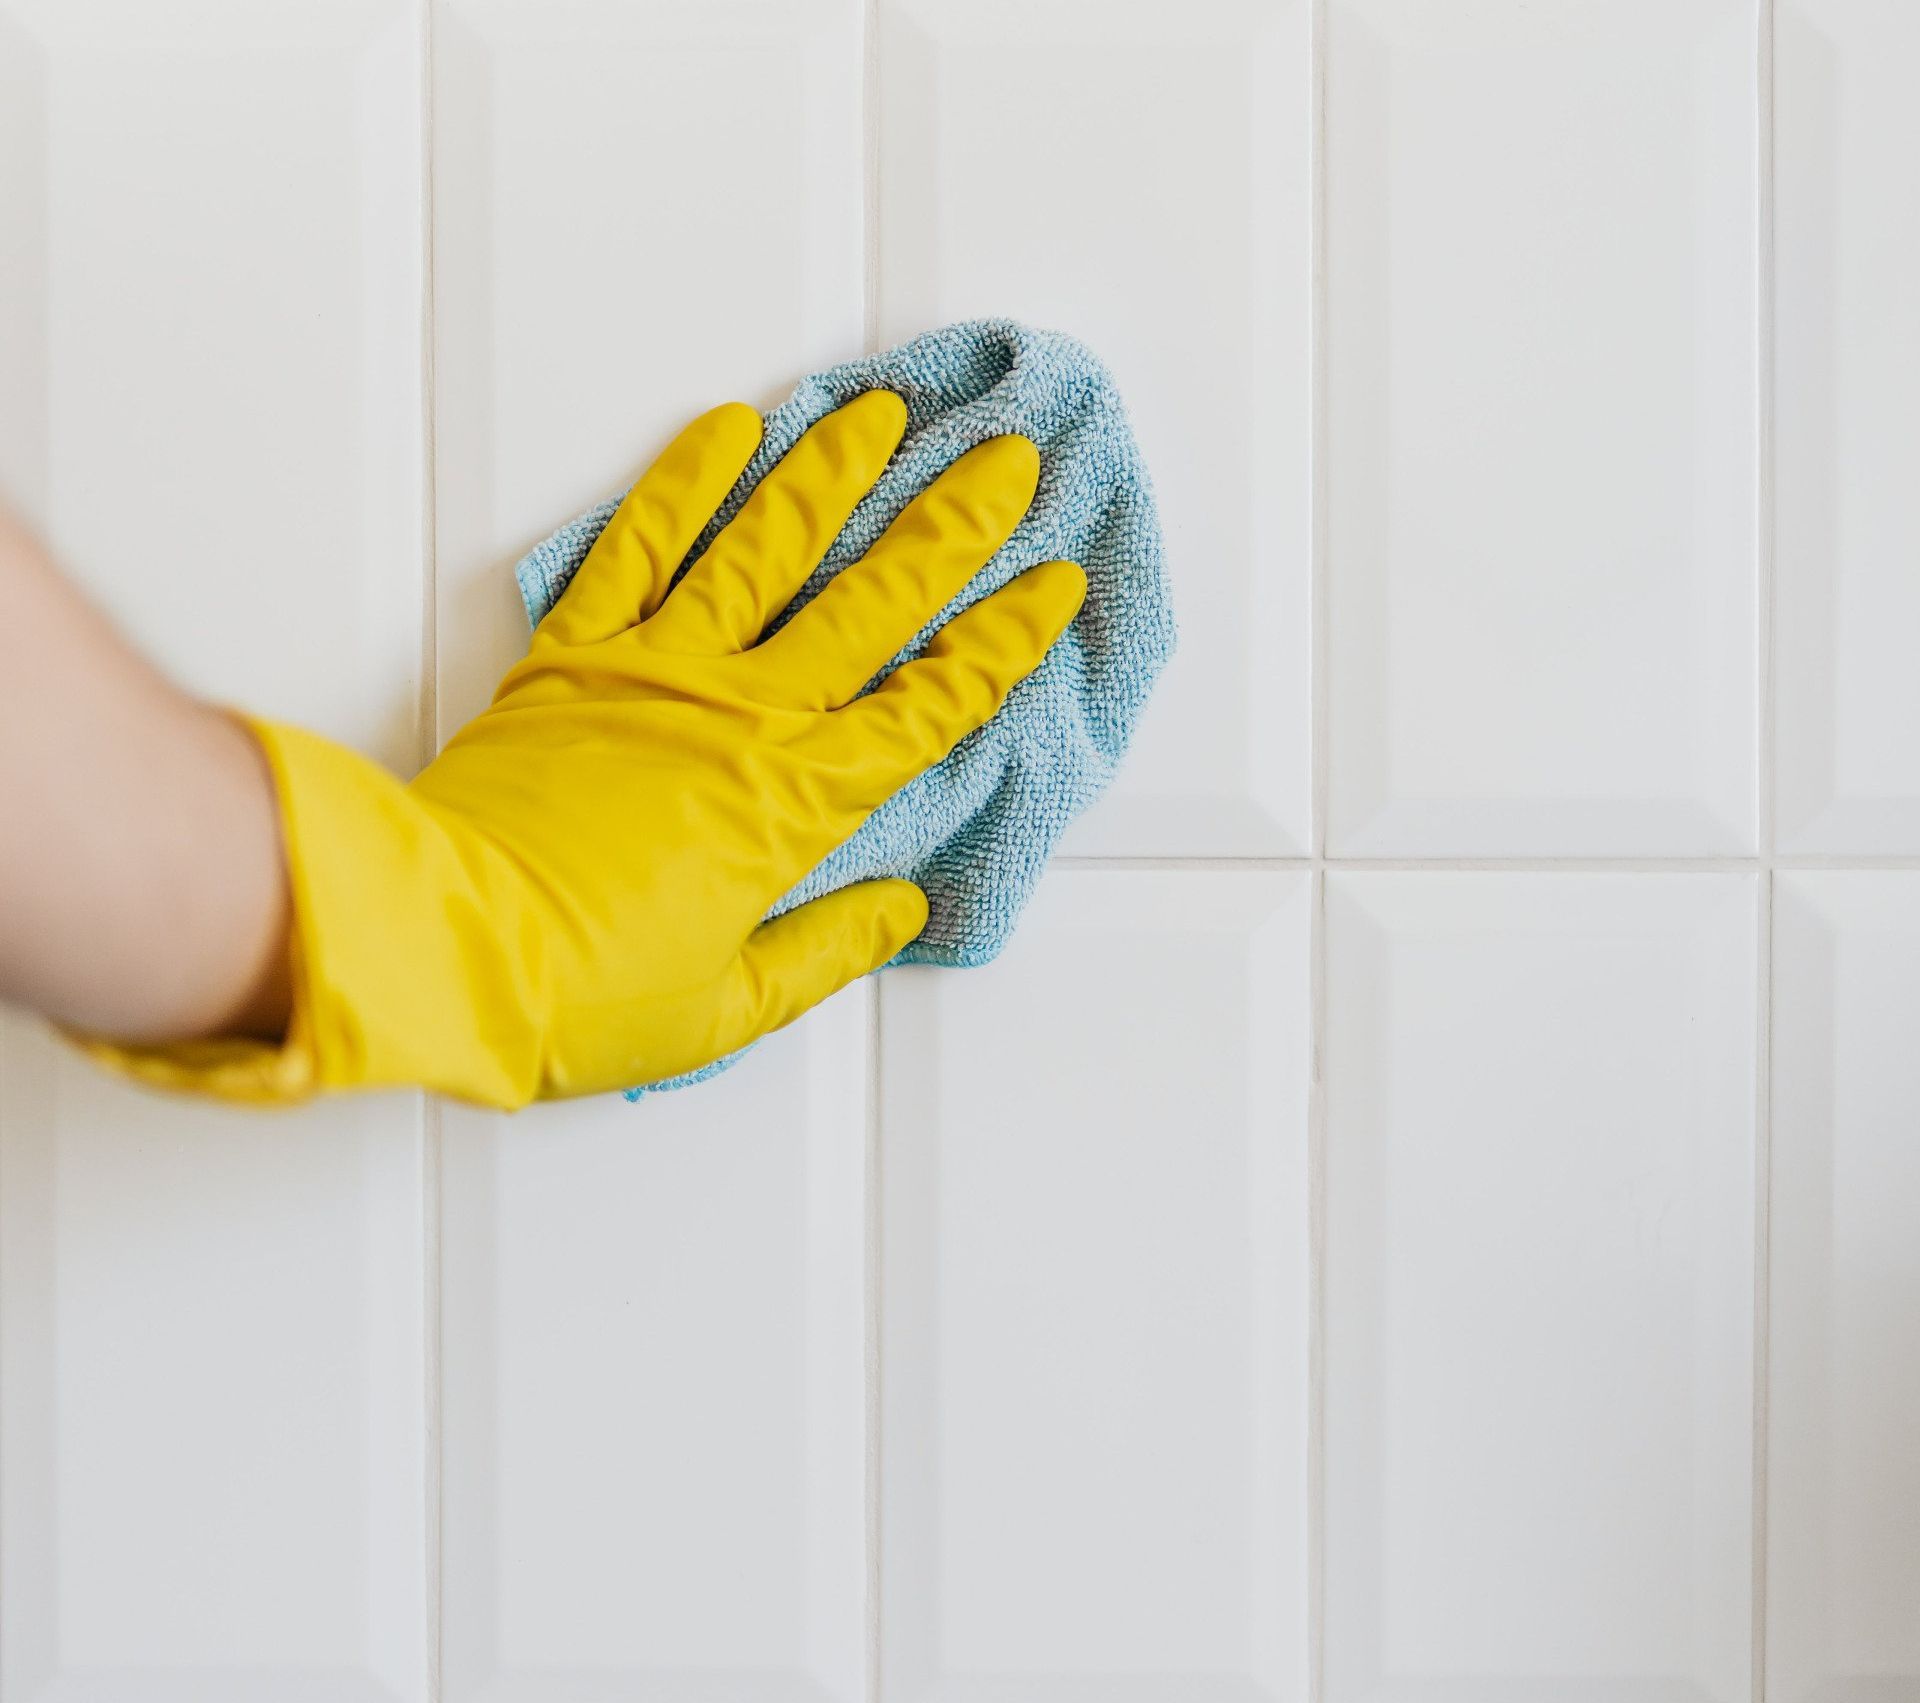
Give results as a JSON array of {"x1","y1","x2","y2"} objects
[
  {"x1": 1323, "y1": 873, "x2": 1756, "y2": 1703},
  {"x1": 879, "y1": 871, "x2": 1311, "y2": 1702},
  {"x1": 432, "y1": 6, "x2": 869, "y2": 1696},
  {"x1": 433, "y1": 0, "x2": 865, "y2": 731},
  {"x1": 0, "y1": 2, "x2": 427, "y2": 1695},
  {"x1": 879, "y1": 0, "x2": 1312, "y2": 856},
  {"x1": 1325, "y1": 0, "x2": 1758, "y2": 857},
  {"x1": 439, "y1": 993, "x2": 868, "y2": 1702},
  {"x1": 0, "y1": 0, "x2": 425, "y2": 750},
  {"x1": 1775, "y1": 1, "x2": 1920, "y2": 852},
  {"x1": 0, "y1": 1059, "x2": 427, "y2": 1703},
  {"x1": 1769, "y1": 873, "x2": 1920, "y2": 1699}
]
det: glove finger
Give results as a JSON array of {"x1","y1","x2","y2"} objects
[
  {"x1": 824, "y1": 558, "x2": 1086, "y2": 813},
  {"x1": 748, "y1": 434, "x2": 1040, "y2": 708},
  {"x1": 718, "y1": 880, "x2": 928, "y2": 1051},
  {"x1": 538, "y1": 401, "x2": 763, "y2": 646},
  {"x1": 647, "y1": 389, "x2": 908, "y2": 656}
]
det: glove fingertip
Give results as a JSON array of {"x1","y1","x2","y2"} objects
[{"x1": 869, "y1": 878, "x2": 930, "y2": 959}]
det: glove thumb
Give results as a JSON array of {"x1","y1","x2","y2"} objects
[{"x1": 724, "y1": 879, "x2": 929, "y2": 1047}]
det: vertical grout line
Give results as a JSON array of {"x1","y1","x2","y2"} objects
[
  {"x1": 416, "y1": 2, "x2": 439, "y2": 785},
  {"x1": 1306, "y1": 3, "x2": 1330, "y2": 1698},
  {"x1": 861, "y1": 14, "x2": 885, "y2": 1700},
  {"x1": 1309, "y1": 0, "x2": 1331, "y2": 872},
  {"x1": 1753, "y1": 877, "x2": 1774, "y2": 1703},
  {"x1": 1751, "y1": 2, "x2": 1776, "y2": 1696},
  {"x1": 862, "y1": 0, "x2": 883, "y2": 359},
  {"x1": 1306, "y1": 866, "x2": 1328, "y2": 1703},
  {"x1": 864, "y1": 978, "x2": 884, "y2": 1703},
  {"x1": 1756, "y1": 0, "x2": 1778, "y2": 870},
  {"x1": 419, "y1": 2, "x2": 443, "y2": 1698}
]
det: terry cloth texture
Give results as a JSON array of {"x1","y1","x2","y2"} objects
[{"x1": 516, "y1": 318, "x2": 1176, "y2": 1096}]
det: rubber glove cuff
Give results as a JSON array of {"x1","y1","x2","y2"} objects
[{"x1": 69, "y1": 718, "x2": 550, "y2": 1110}]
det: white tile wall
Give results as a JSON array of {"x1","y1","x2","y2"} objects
[
  {"x1": 1774, "y1": 0, "x2": 1920, "y2": 852},
  {"x1": 431, "y1": 0, "x2": 866, "y2": 734},
  {"x1": 1323, "y1": 874, "x2": 1758, "y2": 1703},
  {"x1": 879, "y1": 871, "x2": 1311, "y2": 1701},
  {"x1": 880, "y1": 0, "x2": 1314, "y2": 855},
  {"x1": 439, "y1": 996, "x2": 868, "y2": 1701},
  {"x1": 430, "y1": 2, "x2": 870, "y2": 1696},
  {"x1": 0, "y1": 1071, "x2": 427, "y2": 1702},
  {"x1": 1326, "y1": 0, "x2": 1758, "y2": 857},
  {"x1": 0, "y1": 2, "x2": 428, "y2": 1697},
  {"x1": 1770, "y1": 874, "x2": 1920, "y2": 1700},
  {"x1": 4, "y1": 0, "x2": 1920, "y2": 1697}
]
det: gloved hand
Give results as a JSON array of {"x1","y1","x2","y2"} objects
[{"x1": 76, "y1": 390, "x2": 1084, "y2": 1108}]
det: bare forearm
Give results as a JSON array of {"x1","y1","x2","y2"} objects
[{"x1": 0, "y1": 506, "x2": 290, "y2": 1040}]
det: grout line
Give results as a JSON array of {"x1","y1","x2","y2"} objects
[
  {"x1": 422, "y1": 1111, "x2": 444, "y2": 1703},
  {"x1": 1756, "y1": 0, "x2": 1778, "y2": 873},
  {"x1": 419, "y1": 2, "x2": 443, "y2": 1697},
  {"x1": 1306, "y1": 3, "x2": 1329, "y2": 1697},
  {"x1": 1305, "y1": 865, "x2": 1328, "y2": 1702},
  {"x1": 1752, "y1": 870, "x2": 1775, "y2": 1703},
  {"x1": 1751, "y1": 3, "x2": 1776, "y2": 1693},
  {"x1": 1309, "y1": 0, "x2": 1331, "y2": 875},
  {"x1": 417, "y1": 28, "x2": 439, "y2": 778},
  {"x1": 862, "y1": 0, "x2": 882, "y2": 357},
  {"x1": 863, "y1": 976, "x2": 884, "y2": 1703}
]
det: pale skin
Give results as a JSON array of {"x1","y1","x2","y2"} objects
[{"x1": 0, "y1": 503, "x2": 293, "y2": 1042}]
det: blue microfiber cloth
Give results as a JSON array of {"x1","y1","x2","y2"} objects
[{"x1": 515, "y1": 318, "x2": 1175, "y2": 1096}]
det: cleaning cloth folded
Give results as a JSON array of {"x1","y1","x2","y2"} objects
[{"x1": 515, "y1": 318, "x2": 1175, "y2": 1095}]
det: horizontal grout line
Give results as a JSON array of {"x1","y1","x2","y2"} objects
[{"x1": 1053, "y1": 853, "x2": 1920, "y2": 873}]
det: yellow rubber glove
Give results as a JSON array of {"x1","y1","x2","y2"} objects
[{"x1": 77, "y1": 390, "x2": 1085, "y2": 1109}]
